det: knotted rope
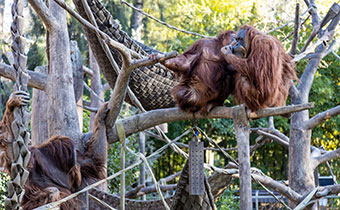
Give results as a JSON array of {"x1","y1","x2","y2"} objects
[{"x1": 5, "y1": 0, "x2": 31, "y2": 209}]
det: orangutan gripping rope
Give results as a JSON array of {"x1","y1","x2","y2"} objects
[
  {"x1": 158, "y1": 30, "x2": 236, "y2": 115},
  {"x1": 221, "y1": 25, "x2": 297, "y2": 111},
  {"x1": 0, "y1": 91, "x2": 108, "y2": 210}
]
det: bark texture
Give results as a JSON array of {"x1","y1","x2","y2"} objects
[
  {"x1": 46, "y1": 0, "x2": 80, "y2": 141},
  {"x1": 31, "y1": 66, "x2": 48, "y2": 145}
]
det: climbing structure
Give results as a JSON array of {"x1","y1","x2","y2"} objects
[
  {"x1": 71, "y1": 0, "x2": 222, "y2": 209},
  {"x1": 74, "y1": 0, "x2": 177, "y2": 111},
  {"x1": 5, "y1": 0, "x2": 31, "y2": 209}
]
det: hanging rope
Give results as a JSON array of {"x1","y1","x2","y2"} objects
[{"x1": 5, "y1": 0, "x2": 31, "y2": 209}]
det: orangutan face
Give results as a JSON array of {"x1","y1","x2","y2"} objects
[{"x1": 231, "y1": 29, "x2": 248, "y2": 58}]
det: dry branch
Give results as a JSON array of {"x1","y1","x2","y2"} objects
[
  {"x1": 50, "y1": 0, "x2": 177, "y2": 130},
  {"x1": 27, "y1": 0, "x2": 58, "y2": 30},
  {"x1": 0, "y1": 63, "x2": 47, "y2": 90},
  {"x1": 251, "y1": 127, "x2": 290, "y2": 142},
  {"x1": 312, "y1": 148, "x2": 340, "y2": 169},
  {"x1": 254, "y1": 130, "x2": 289, "y2": 148},
  {"x1": 107, "y1": 103, "x2": 313, "y2": 143},
  {"x1": 125, "y1": 184, "x2": 177, "y2": 199},
  {"x1": 290, "y1": 3, "x2": 300, "y2": 56},
  {"x1": 300, "y1": 0, "x2": 321, "y2": 53},
  {"x1": 304, "y1": 105, "x2": 340, "y2": 130},
  {"x1": 105, "y1": 51, "x2": 177, "y2": 131},
  {"x1": 51, "y1": 0, "x2": 137, "y2": 59},
  {"x1": 250, "y1": 173, "x2": 302, "y2": 203}
]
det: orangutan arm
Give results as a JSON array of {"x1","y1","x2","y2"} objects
[
  {"x1": 84, "y1": 102, "x2": 109, "y2": 178},
  {"x1": 0, "y1": 91, "x2": 29, "y2": 128},
  {"x1": 162, "y1": 53, "x2": 198, "y2": 72},
  {"x1": 220, "y1": 46, "x2": 248, "y2": 74}
]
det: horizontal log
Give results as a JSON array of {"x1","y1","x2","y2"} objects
[
  {"x1": 0, "y1": 62, "x2": 47, "y2": 91},
  {"x1": 107, "y1": 103, "x2": 314, "y2": 144}
]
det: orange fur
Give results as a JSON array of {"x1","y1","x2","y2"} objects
[
  {"x1": 0, "y1": 95, "x2": 108, "y2": 210},
  {"x1": 223, "y1": 25, "x2": 297, "y2": 111},
  {"x1": 164, "y1": 30, "x2": 236, "y2": 114}
]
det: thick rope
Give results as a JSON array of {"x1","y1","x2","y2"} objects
[{"x1": 5, "y1": 0, "x2": 31, "y2": 209}]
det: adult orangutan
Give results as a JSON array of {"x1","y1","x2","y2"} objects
[
  {"x1": 0, "y1": 91, "x2": 108, "y2": 209},
  {"x1": 157, "y1": 30, "x2": 236, "y2": 115},
  {"x1": 221, "y1": 25, "x2": 297, "y2": 111}
]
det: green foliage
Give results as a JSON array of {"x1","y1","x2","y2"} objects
[
  {"x1": 142, "y1": 0, "x2": 260, "y2": 52},
  {"x1": 0, "y1": 173, "x2": 10, "y2": 209},
  {"x1": 27, "y1": 7, "x2": 46, "y2": 39},
  {"x1": 107, "y1": 103, "x2": 140, "y2": 193},
  {"x1": 216, "y1": 189, "x2": 240, "y2": 210},
  {"x1": 102, "y1": 0, "x2": 132, "y2": 34},
  {"x1": 107, "y1": 135, "x2": 140, "y2": 193},
  {"x1": 27, "y1": 41, "x2": 47, "y2": 70}
]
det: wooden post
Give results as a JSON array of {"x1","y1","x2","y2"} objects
[
  {"x1": 117, "y1": 122, "x2": 126, "y2": 210},
  {"x1": 139, "y1": 131, "x2": 146, "y2": 200},
  {"x1": 232, "y1": 105, "x2": 252, "y2": 210}
]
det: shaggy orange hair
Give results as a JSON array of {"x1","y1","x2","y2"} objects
[{"x1": 222, "y1": 25, "x2": 297, "y2": 111}]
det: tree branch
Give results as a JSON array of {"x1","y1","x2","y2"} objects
[
  {"x1": 290, "y1": 3, "x2": 300, "y2": 56},
  {"x1": 51, "y1": 0, "x2": 135, "y2": 60},
  {"x1": 315, "y1": 184, "x2": 340, "y2": 199},
  {"x1": 27, "y1": 0, "x2": 58, "y2": 30},
  {"x1": 82, "y1": 65, "x2": 94, "y2": 76},
  {"x1": 130, "y1": 52, "x2": 178, "y2": 69},
  {"x1": 0, "y1": 62, "x2": 47, "y2": 90},
  {"x1": 107, "y1": 103, "x2": 313, "y2": 144},
  {"x1": 251, "y1": 127, "x2": 290, "y2": 142},
  {"x1": 105, "y1": 52, "x2": 176, "y2": 130},
  {"x1": 296, "y1": 3, "x2": 339, "y2": 100},
  {"x1": 332, "y1": 50, "x2": 340, "y2": 60},
  {"x1": 297, "y1": 27, "x2": 338, "y2": 100},
  {"x1": 250, "y1": 173, "x2": 302, "y2": 203},
  {"x1": 304, "y1": 105, "x2": 340, "y2": 130},
  {"x1": 253, "y1": 130, "x2": 289, "y2": 148},
  {"x1": 125, "y1": 184, "x2": 177, "y2": 199},
  {"x1": 300, "y1": 0, "x2": 321, "y2": 53},
  {"x1": 312, "y1": 148, "x2": 340, "y2": 169},
  {"x1": 247, "y1": 103, "x2": 314, "y2": 119}
]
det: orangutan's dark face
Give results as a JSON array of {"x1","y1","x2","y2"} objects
[{"x1": 231, "y1": 29, "x2": 248, "y2": 58}]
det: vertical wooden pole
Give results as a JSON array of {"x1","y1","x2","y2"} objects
[
  {"x1": 116, "y1": 122, "x2": 126, "y2": 210},
  {"x1": 232, "y1": 105, "x2": 252, "y2": 210},
  {"x1": 120, "y1": 137, "x2": 126, "y2": 210},
  {"x1": 139, "y1": 131, "x2": 146, "y2": 200}
]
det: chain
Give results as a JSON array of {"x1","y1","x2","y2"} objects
[{"x1": 5, "y1": 0, "x2": 31, "y2": 209}]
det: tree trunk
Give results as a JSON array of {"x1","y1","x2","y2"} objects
[
  {"x1": 289, "y1": 110, "x2": 315, "y2": 207},
  {"x1": 130, "y1": 0, "x2": 143, "y2": 41},
  {"x1": 46, "y1": 0, "x2": 80, "y2": 142},
  {"x1": 31, "y1": 66, "x2": 49, "y2": 145},
  {"x1": 70, "y1": 40, "x2": 84, "y2": 131},
  {"x1": 289, "y1": 45, "x2": 325, "y2": 208},
  {"x1": 89, "y1": 47, "x2": 103, "y2": 130}
]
